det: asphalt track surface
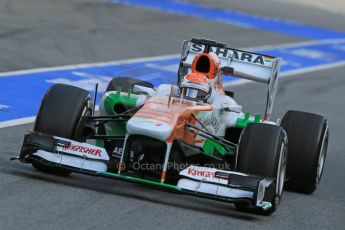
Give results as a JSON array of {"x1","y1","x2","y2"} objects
[{"x1": 0, "y1": 0, "x2": 345, "y2": 229}]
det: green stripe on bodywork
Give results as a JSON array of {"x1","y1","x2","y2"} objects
[
  {"x1": 103, "y1": 90, "x2": 138, "y2": 136},
  {"x1": 104, "y1": 90, "x2": 138, "y2": 115},
  {"x1": 97, "y1": 172, "x2": 182, "y2": 191},
  {"x1": 96, "y1": 139, "x2": 105, "y2": 148},
  {"x1": 258, "y1": 201, "x2": 273, "y2": 210},
  {"x1": 203, "y1": 139, "x2": 232, "y2": 156},
  {"x1": 235, "y1": 112, "x2": 261, "y2": 128}
]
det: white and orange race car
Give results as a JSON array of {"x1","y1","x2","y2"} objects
[{"x1": 15, "y1": 38, "x2": 329, "y2": 215}]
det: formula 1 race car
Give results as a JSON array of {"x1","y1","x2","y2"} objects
[{"x1": 14, "y1": 38, "x2": 329, "y2": 215}]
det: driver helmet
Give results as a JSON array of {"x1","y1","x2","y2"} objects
[{"x1": 180, "y1": 72, "x2": 211, "y2": 102}]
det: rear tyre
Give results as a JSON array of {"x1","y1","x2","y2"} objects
[
  {"x1": 281, "y1": 110, "x2": 329, "y2": 194},
  {"x1": 105, "y1": 76, "x2": 154, "y2": 93},
  {"x1": 32, "y1": 83, "x2": 90, "y2": 176},
  {"x1": 235, "y1": 123, "x2": 287, "y2": 215}
]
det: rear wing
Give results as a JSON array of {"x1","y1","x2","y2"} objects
[{"x1": 177, "y1": 38, "x2": 282, "y2": 120}]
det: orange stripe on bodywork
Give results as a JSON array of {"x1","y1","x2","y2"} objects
[
  {"x1": 161, "y1": 170, "x2": 166, "y2": 182},
  {"x1": 134, "y1": 95, "x2": 213, "y2": 145}
]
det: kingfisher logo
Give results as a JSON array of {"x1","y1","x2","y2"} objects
[
  {"x1": 64, "y1": 144, "x2": 102, "y2": 157},
  {"x1": 187, "y1": 167, "x2": 215, "y2": 178}
]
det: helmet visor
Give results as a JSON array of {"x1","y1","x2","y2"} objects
[
  {"x1": 182, "y1": 87, "x2": 209, "y2": 101},
  {"x1": 185, "y1": 88, "x2": 199, "y2": 99}
]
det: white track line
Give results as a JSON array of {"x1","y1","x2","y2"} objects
[
  {"x1": 0, "y1": 54, "x2": 180, "y2": 78},
  {"x1": 1, "y1": 39, "x2": 345, "y2": 128},
  {"x1": 0, "y1": 105, "x2": 100, "y2": 129},
  {"x1": 1, "y1": 38, "x2": 344, "y2": 78},
  {"x1": 248, "y1": 38, "x2": 345, "y2": 51},
  {"x1": 0, "y1": 116, "x2": 36, "y2": 128}
]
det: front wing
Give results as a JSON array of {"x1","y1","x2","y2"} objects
[{"x1": 17, "y1": 132, "x2": 275, "y2": 210}]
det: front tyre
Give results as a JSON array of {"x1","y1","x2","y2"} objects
[
  {"x1": 235, "y1": 123, "x2": 288, "y2": 215},
  {"x1": 281, "y1": 110, "x2": 329, "y2": 194},
  {"x1": 32, "y1": 84, "x2": 91, "y2": 176}
]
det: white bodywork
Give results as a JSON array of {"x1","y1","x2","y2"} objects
[
  {"x1": 198, "y1": 94, "x2": 242, "y2": 137},
  {"x1": 178, "y1": 179, "x2": 253, "y2": 198},
  {"x1": 178, "y1": 166, "x2": 253, "y2": 199},
  {"x1": 127, "y1": 117, "x2": 172, "y2": 141},
  {"x1": 33, "y1": 137, "x2": 109, "y2": 172}
]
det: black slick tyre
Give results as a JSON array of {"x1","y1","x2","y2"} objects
[
  {"x1": 32, "y1": 84, "x2": 90, "y2": 176},
  {"x1": 281, "y1": 110, "x2": 329, "y2": 194},
  {"x1": 235, "y1": 123, "x2": 288, "y2": 215}
]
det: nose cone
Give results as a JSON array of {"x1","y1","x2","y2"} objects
[{"x1": 127, "y1": 117, "x2": 172, "y2": 141}]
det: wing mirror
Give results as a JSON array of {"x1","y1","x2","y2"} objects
[
  {"x1": 133, "y1": 85, "x2": 155, "y2": 97},
  {"x1": 220, "y1": 103, "x2": 242, "y2": 113}
]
